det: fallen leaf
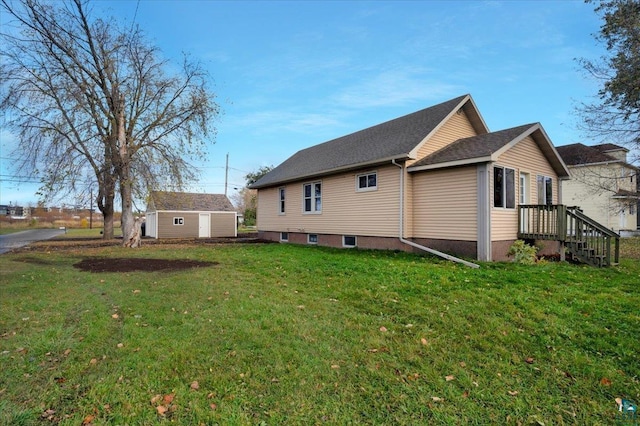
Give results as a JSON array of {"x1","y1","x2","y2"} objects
[
  {"x1": 210, "y1": 403, "x2": 217, "y2": 410},
  {"x1": 162, "y1": 393, "x2": 175, "y2": 404},
  {"x1": 82, "y1": 414, "x2": 95, "y2": 424},
  {"x1": 525, "y1": 357, "x2": 535, "y2": 364},
  {"x1": 379, "y1": 326, "x2": 388, "y2": 332},
  {"x1": 445, "y1": 375, "x2": 455, "y2": 382},
  {"x1": 508, "y1": 390, "x2": 519, "y2": 396},
  {"x1": 420, "y1": 338, "x2": 428, "y2": 345},
  {"x1": 111, "y1": 314, "x2": 119, "y2": 319},
  {"x1": 459, "y1": 361, "x2": 466, "y2": 368},
  {"x1": 462, "y1": 391, "x2": 469, "y2": 398},
  {"x1": 133, "y1": 290, "x2": 140, "y2": 294},
  {"x1": 63, "y1": 349, "x2": 71, "y2": 356},
  {"x1": 117, "y1": 343, "x2": 124, "y2": 348},
  {"x1": 41, "y1": 409, "x2": 56, "y2": 419},
  {"x1": 156, "y1": 405, "x2": 167, "y2": 416},
  {"x1": 89, "y1": 358, "x2": 97, "y2": 365},
  {"x1": 600, "y1": 377, "x2": 612, "y2": 386},
  {"x1": 431, "y1": 396, "x2": 442, "y2": 402},
  {"x1": 150, "y1": 395, "x2": 162, "y2": 404},
  {"x1": 616, "y1": 397, "x2": 623, "y2": 406},
  {"x1": 331, "y1": 364, "x2": 340, "y2": 369},
  {"x1": 190, "y1": 381, "x2": 199, "y2": 390}
]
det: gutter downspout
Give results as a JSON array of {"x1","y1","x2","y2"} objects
[{"x1": 392, "y1": 159, "x2": 480, "y2": 269}]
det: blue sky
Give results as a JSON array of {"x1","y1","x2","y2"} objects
[{"x1": 0, "y1": 0, "x2": 605, "y2": 207}]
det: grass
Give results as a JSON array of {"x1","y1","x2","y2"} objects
[{"x1": 1, "y1": 239, "x2": 639, "y2": 425}]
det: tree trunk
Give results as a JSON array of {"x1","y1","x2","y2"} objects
[
  {"x1": 123, "y1": 216, "x2": 142, "y2": 248},
  {"x1": 97, "y1": 173, "x2": 116, "y2": 240}
]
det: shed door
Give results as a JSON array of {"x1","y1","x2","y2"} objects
[{"x1": 199, "y1": 213, "x2": 210, "y2": 238}]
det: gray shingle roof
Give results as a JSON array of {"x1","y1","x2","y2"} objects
[
  {"x1": 148, "y1": 191, "x2": 235, "y2": 212},
  {"x1": 409, "y1": 123, "x2": 536, "y2": 168},
  {"x1": 556, "y1": 143, "x2": 618, "y2": 166},
  {"x1": 251, "y1": 95, "x2": 472, "y2": 189}
]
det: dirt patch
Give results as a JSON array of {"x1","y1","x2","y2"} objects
[{"x1": 73, "y1": 257, "x2": 218, "y2": 273}]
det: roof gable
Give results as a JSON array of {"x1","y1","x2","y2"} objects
[
  {"x1": 408, "y1": 123, "x2": 570, "y2": 178},
  {"x1": 251, "y1": 95, "x2": 479, "y2": 189},
  {"x1": 148, "y1": 191, "x2": 235, "y2": 212}
]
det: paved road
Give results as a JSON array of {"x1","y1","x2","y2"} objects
[{"x1": 0, "y1": 229, "x2": 66, "y2": 254}]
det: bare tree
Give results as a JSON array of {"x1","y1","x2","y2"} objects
[
  {"x1": 576, "y1": 0, "x2": 640, "y2": 164},
  {"x1": 0, "y1": 0, "x2": 219, "y2": 243}
]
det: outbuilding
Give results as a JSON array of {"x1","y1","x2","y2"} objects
[{"x1": 145, "y1": 191, "x2": 237, "y2": 239}]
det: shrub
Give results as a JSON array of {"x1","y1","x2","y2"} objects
[{"x1": 507, "y1": 240, "x2": 538, "y2": 264}]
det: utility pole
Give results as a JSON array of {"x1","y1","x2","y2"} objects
[
  {"x1": 89, "y1": 187, "x2": 93, "y2": 229},
  {"x1": 224, "y1": 152, "x2": 229, "y2": 196}
]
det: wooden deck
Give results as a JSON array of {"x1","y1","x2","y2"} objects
[{"x1": 518, "y1": 205, "x2": 620, "y2": 267}]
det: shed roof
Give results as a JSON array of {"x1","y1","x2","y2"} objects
[
  {"x1": 251, "y1": 94, "x2": 487, "y2": 189},
  {"x1": 148, "y1": 191, "x2": 235, "y2": 212}
]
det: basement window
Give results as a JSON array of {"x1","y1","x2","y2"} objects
[
  {"x1": 280, "y1": 232, "x2": 289, "y2": 242},
  {"x1": 173, "y1": 217, "x2": 184, "y2": 225},
  {"x1": 343, "y1": 235, "x2": 357, "y2": 247},
  {"x1": 308, "y1": 234, "x2": 318, "y2": 244}
]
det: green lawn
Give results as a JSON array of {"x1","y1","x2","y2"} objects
[{"x1": 1, "y1": 240, "x2": 638, "y2": 425}]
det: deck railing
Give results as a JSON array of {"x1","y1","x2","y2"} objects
[{"x1": 518, "y1": 205, "x2": 620, "y2": 267}]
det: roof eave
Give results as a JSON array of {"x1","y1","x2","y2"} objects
[
  {"x1": 251, "y1": 154, "x2": 413, "y2": 189},
  {"x1": 407, "y1": 156, "x2": 493, "y2": 172}
]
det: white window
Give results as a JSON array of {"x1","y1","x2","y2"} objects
[
  {"x1": 280, "y1": 232, "x2": 288, "y2": 242},
  {"x1": 303, "y1": 182, "x2": 322, "y2": 213},
  {"x1": 308, "y1": 234, "x2": 318, "y2": 244},
  {"x1": 494, "y1": 166, "x2": 515, "y2": 209},
  {"x1": 173, "y1": 217, "x2": 184, "y2": 225},
  {"x1": 356, "y1": 172, "x2": 377, "y2": 192},
  {"x1": 278, "y1": 187, "x2": 286, "y2": 214},
  {"x1": 519, "y1": 173, "x2": 529, "y2": 205},
  {"x1": 537, "y1": 175, "x2": 553, "y2": 205},
  {"x1": 343, "y1": 235, "x2": 357, "y2": 247}
]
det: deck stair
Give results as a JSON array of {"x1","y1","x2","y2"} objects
[{"x1": 518, "y1": 205, "x2": 620, "y2": 267}]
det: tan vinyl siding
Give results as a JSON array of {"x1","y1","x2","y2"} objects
[
  {"x1": 492, "y1": 135, "x2": 559, "y2": 240},
  {"x1": 257, "y1": 165, "x2": 400, "y2": 237},
  {"x1": 211, "y1": 212, "x2": 237, "y2": 237},
  {"x1": 157, "y1": 212, "x2": 199, "y2": 238},
  {"x1": 412, "y1": 166, "x2": 477, "y2": 241},
  {"x1": 410, "y1": 109, "x2": 479, "y2": 165}
]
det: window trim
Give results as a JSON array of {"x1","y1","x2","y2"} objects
[
  {"x1": 280, "y1": 232, "x2": 288, "y2": 242},
  {"x1": 493, "y1": 166, "x2": 516, "y2": 209},
  {"x1": 342, "y1": 235, "x2": 357, "y2": 248},
  {"x1": 307, "y1": 234, "x2": 318, "y2": 244},
  {"x1": 356, "y1": 171, "x2": 378, "y2": 192},
  {"x1": 278, "y1": 187, "x2": 286, "y2": 215},
  {"x1": 519, "y1": 172, "x2": 529, "y2": 205},
  {"x1": 173, "y1": 217, "x2": 184, "y2": 225},
  {"x1": 302, "y1": 181, "x2": 322, "y2": 214}
]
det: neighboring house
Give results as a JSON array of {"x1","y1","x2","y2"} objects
[
  {"x1": 556, "y1": 143, "x2": 639, "y2": 235},
  {"x1": 145, "y1": 191, "x2": 237, "y2": 239},
  {"x1": 250, "y1": 94, "x2": 573, "y2": 262}
]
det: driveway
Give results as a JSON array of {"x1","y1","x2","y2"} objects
[{"x1": 0, "y1": 229, "x2": 67, "y2": 254}]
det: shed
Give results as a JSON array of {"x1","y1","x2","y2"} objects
[{"x1": 145, "y1": 191, "x2": 237, "y2": 239}]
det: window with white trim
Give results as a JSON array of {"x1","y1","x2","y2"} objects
[
  {"x1": 519, "y1": 172, "x2": 529, "y2": 205},
  {"x1": 280, "y1": 232, "x2": 288, "y2": 242},
  {"x1": 308, "y1": 234, "x2": 318, "y2": 244},
  {"x1": 356, "y1": 172, "x2": 377, "y2": 192},
  {"x1": 173, "y1": 217, "x2": 184, "y2": 225},
  {"x1": 537, "y1": 175, "x2": 553, "y2": 205},
  {"x1": 303, "y1": 182, "x2": 322, "y2": 213},
  {"x1": 278, "y1": 187, "x2": 286, "y2": 214},
  {"x1": 343, "y1": 235, "x2": 357, "y2": 247},
  {"x1": 494, "y1": 166, "x2": 515, "y2": 209}
]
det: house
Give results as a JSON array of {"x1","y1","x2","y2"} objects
[
  {"x1": 250, "y1": 94, "x2": 580, "y2": 263},
  {"x1": 145, "y1": 191, "x2": 237, "y2": 239},
  {"x1": 556, "y1": 143, "x2": 638, "y2": 235}
]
